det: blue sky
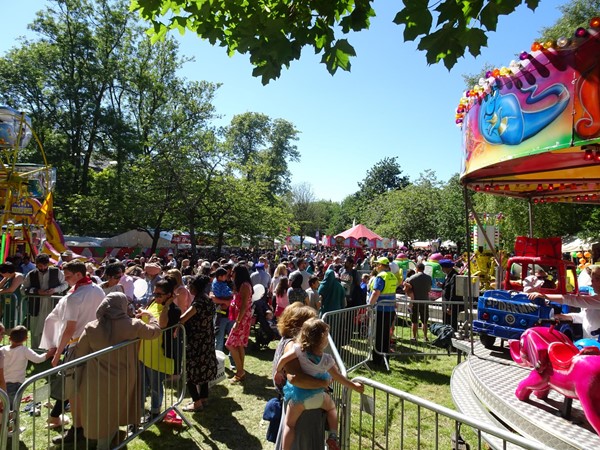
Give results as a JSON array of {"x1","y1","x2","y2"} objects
[{"x1": 2, "y1": 0, "x2": 567, "y2": 202}]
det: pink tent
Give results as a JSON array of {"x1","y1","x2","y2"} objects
[{"x1": 335, "y1": 224, "x2": 383, "y2": 241}]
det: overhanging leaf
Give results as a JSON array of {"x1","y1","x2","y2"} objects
[{"x1": 393, "y1": 0, "x2": 432, "y2": 42}]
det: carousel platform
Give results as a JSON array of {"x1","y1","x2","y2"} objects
[{"x1": 450, "y1": 339, "x2": 600, "y2": 450}]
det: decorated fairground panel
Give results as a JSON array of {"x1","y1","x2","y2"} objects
[
  {"x1": 0, "y1": 106, "x2": 58, "y2": 259},
  {"x1": 457, "y1": 19, "x2": 600, "y2": 205}
]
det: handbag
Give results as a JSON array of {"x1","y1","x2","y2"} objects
[{"x1": 49, "y1": 369, "x2": 74, "y2": 401}]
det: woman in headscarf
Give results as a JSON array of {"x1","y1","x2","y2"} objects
[
  {"x1": 74, "y1": 292, "x2": 161, "y2": 449},
  {"x1": 318, "y1": 268, "x2": 345, "y2": 316}
]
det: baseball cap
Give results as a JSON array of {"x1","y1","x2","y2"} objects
[
  {"x1": 375, "y1": 257, "x2": 390, "y2": 265},
  {"x1": 439, "y1": 259, "x2": 455, "y2": 268}
]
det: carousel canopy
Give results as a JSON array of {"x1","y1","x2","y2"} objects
[
  {"x1": 335, "y1": 224, "x2": 382, "y2": 241},
  {"x1": 457, "y1": 20, "x2": 600, "y2": 205}
]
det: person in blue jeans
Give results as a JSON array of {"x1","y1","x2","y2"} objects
[{"x1": 211, "y1": 267, "x2": 235, "y2": 367}]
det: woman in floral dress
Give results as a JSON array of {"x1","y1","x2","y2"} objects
[
  {"x1": 180, "y1": 275, "x2": 218, "y2": 412},
  {"x1": 225, "y1": 264, "x2": 253, "y2": 383}
]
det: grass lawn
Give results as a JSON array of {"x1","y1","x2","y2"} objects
[
  {"x1": 130, "y1": 343, "x2": 459, "y2": 449},
  {"x1": 12, "y1": 339, "x2": 460, "y2": 449}
]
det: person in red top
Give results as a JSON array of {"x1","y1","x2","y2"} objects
[{"x1": 225, "y1": 264, "x2": 254, "y2": 383}]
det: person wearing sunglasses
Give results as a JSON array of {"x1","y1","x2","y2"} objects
[
  {"x1": 138, "y1": 276, "x2": 181, "y2": 421},
  {"x1": 100, "y1": 263, "x2": 125, "y2": 296}
]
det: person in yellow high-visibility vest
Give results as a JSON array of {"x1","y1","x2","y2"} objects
[{"x1": 369, "y1": 257, "x2": 397, "y2": 366}]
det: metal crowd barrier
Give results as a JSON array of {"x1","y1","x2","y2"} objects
[
  {"x1": 370, "y1": 297, "x2": 473, "y2": 368},
  {"x1": 0, "y1": 294, "x2": 63, "y2": 348},
  {"x1": 322, "y1": 304, "x2": 373, "y2": 373},
  {"x1": 0, "y1": 388, "x2": 9, "y2": 450},
  {"x1": 0, "y1": 293, "x2": 22, "y2": 330},
  {"x1": 344, "y1": 376, "x2": 551, "y2": 450},
  {"x1": 10, "y1": 323, "x2": 187, "y2": 450}
]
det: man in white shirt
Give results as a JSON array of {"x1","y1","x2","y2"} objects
[
  {"x1": 42, "y1": 261, "x2": 105, "y2": 443},
  {"x1": 289, "y1": 258, "x2": 310, "y2": 291}
]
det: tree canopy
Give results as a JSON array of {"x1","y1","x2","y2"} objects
[{"x1": 131, "y1": 0, "x2": 541, "y2": 84}]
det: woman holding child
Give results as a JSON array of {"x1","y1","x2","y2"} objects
[{"x1": 272, "y1": 303, "x2": 329, "y2": 449}]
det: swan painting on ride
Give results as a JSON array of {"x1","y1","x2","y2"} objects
[{"x1": 479, "y1": 83, "x2": 570, "y2": 145}]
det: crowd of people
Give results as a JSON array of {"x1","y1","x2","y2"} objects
[{"x1": 0, "y1": 244, "x2": 467, "y2": 448}]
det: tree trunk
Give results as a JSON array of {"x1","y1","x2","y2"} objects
[{"x1": 216, "y1": 230, "x2": 225, "y2": 256}]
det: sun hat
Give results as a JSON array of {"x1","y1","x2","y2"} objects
[{"x1": 144, "y1": 263, "x2": 161, "y2": 275}]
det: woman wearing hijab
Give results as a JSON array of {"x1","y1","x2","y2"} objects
[
  {"x1": 318, "y1": 268, "x2": 346, "y2": 349},
  {"x1": 74, "y1": 292, "x2": 161, "y2": 449},
  {"x1": 318, "y1": 268, "x2": 345, "y2": 316}
]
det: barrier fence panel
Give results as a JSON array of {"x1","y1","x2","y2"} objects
[
  {"x1": 0, "y1": 388, "x2": 9, "y2": 450},
  {"x1": 11, "y1": 323, "x2": 187, "y2": 450},
  {"x1": 372, "y1": 297, "x2": 470, "y2": 366},
  {"x1": 322, "y1": 304, "x2": 373, "y2": 373},
  {"x1": 344, "y1": 377, "x2": 551, "y2": 450},
  {"x1": 0, "y1": 293, "x2": 22, "y2": 330},
  {"x1": 0, "y1": 294, "x2": 63, "y2": 349},
  {"x1": 326, "y1": 336, "x2": 352, "y2": 450}
]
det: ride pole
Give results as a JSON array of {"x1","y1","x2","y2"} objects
[
  {"x1": 463, "y1": 186, "x2": 474, "y2": 353},
  {"x1": 528, "y1": 198, "x2": 534, "y2": 237},
  {"x1": 0, "y1": 233, "x2": 5, "y2": 264}
]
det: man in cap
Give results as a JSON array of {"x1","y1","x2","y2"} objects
[
  {"x1": 57, "y1": 250, "x2": 74, "y2": 269},
  {"x1": 439, "y1": 259, "x2": 462, "y2": 331},
  {"x1": 250, "y1": 262, "x2": 271, "y2": 292},
  {"x1": 140, "y1": 263, "x2": 162, "y2": 306},
  {"x1": 369, "y1": 257, "x2": 398, "y2": 366}
]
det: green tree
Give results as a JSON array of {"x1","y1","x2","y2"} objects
[
  {"x1": 131, "y1": 0, "x2": 540, "y2": 84},
  {"x1": 366, "y1": 170, "x2": 441, "y2": 245},
  {"x1": 437, "y1": 174, "x2": 467, "y2": 252},
  {"x1": 328, "y1": 193, "x2": 363, "y2": 235},
  {"x1": 287, "y1": 182, "x2": 318, "y2": 245},
  {"x1": 357, "y1": 156, "x2": 410, "y2": 201},
  {"x1": 539, "y1": 0, "x2": 600, "y2": 40},
  {"x1": 225, "y1": 112, "x2": 300, "y2": 199}
]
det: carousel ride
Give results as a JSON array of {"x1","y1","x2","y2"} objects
[
  {"x1": 0, "y1": 106, "x2": 68, "y2": 261},
  {"x1": 451, "y1": 18, "x2": 600, "y2": 449}
]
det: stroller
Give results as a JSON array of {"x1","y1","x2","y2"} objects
[{"x1": 251, "y1": 284, "x2": 280, "y2": 348}]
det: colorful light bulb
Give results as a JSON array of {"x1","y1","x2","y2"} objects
[{"x1": 531, "y1": 41, "x2": 543, "y2": 51}]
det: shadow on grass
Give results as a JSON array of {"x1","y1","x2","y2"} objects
[
  {"x1": 246, "y1": 343, "x2": 276, "y2": 362},
  {"x1": 181, "y1": 395, "x2": 263, "y2": 450},
  {"x1": 137, "y1": 423, "x2": 206, "y2": 449}
]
